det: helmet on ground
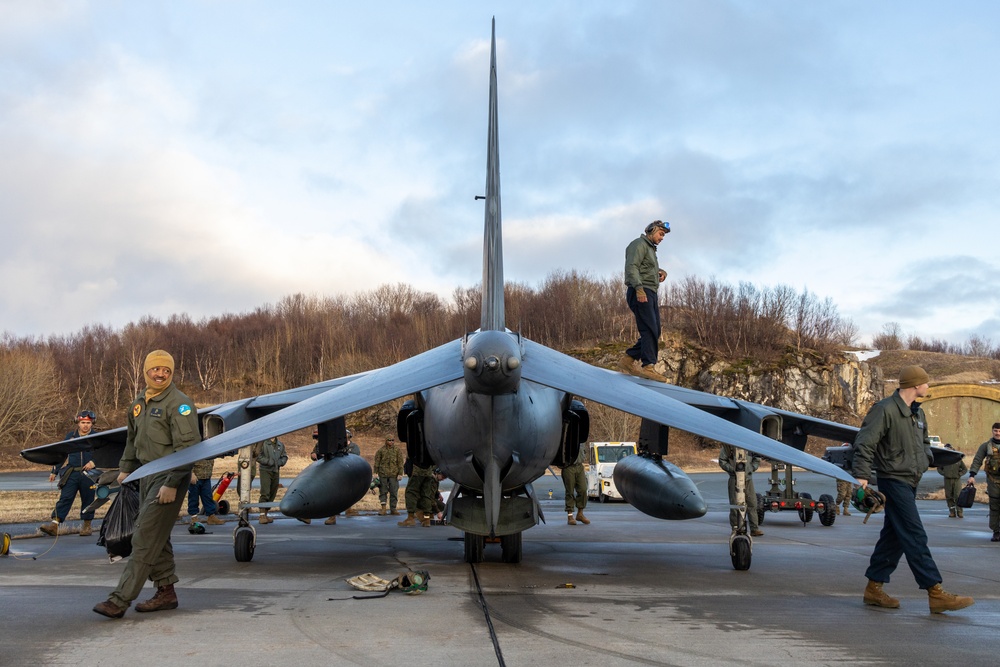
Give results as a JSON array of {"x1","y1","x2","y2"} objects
[{"x1": 188, "y1": 522, "x2": 206, "y2": 535}]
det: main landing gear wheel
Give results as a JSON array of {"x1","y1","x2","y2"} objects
[
  {"x1": 730, "y1": 534, "x2": 752, "y2": 571},
  {"x1": 798, "y1": 491, "x2": 815, "y2": 523},
  {"x1": 500, "y1": 532, "x2": 522, "y2": 564},
  {"x1": 234, "y1": 526, "x2": 255, "y2": 562},
  {"x1": 464, "y1": 532, "x2": 484, "y2": 563},
  {"x1": 818, "y1": 493, "x2": 837, "y2": 526},
  {"x1": 217, "y1": 499, "x2": 231, "y2": 516}
]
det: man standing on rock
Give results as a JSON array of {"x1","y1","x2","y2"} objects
[{"x1": 620, "y1": 220, "x2": 669, "y2": 382}]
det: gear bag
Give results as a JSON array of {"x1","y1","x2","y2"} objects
[
  {"x1": 97, "y1": 481, "x2": 140, "y2": 560},
  {"x1": 957, "y1": 485, "x2": 976, "y2": 509}
]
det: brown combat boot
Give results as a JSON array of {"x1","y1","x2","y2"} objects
[
  {"x1": 835, "y1": 505, "x2": 841, "y2": 515},
  {"x1": 398, "y1": 512, "x2": 416, "y2": 527},
  {"x1": 345, "y1": 507, "x2": 359, "y2": 516},
  {"x1": 418, "y1": 510, "x2": 431, "y2": 527},
  {"x1": 390, "y1": 508, "x2": 401, "y2": 516},
  {"x1": 637, "y1": 365, "x2": 667, "y2": 382},
  {"x1": 567, "y1": 513, "x2": 577, "y2": 525},
  {"x1": 324, "y1": 516, "x2": 337, "y2": 525},
  {"x1": 378, "y1": 504, "x2": 387, "y2": 516},
  {"x1": 948, "y1": 507, "x2": 956, "y2": 518},
  {"x1": 79, "y1": 520, "x2": 93, "y2": 536},
  {"x1": 576, "y1": 510, "x2": 590, "y2": 525},
  {"x1": 617, "y1": 354, "x2": 637, "y2": 373},
  {"x1": 93, "y1": 599, "x2": 128, "y2": 619},
  {"x1": 135, "y1": 584, "x2": 178, "y2": 613},
  {"x1": 842, "y1": 504, "x2": 851, "y2": 516},
  {"x1": 258, "y1": 512, "x2": 273, "y2": 525},
  {"x1": 204, "y1": 514, "x2": 225, "y2": 525},
  {"x1": 39, "y1": 520, "x2": 59, "y2": 536},
  {"x1": 927, "y1": 584, "x2": 974, "y2": 613},
  {"x1": 863, "y1": 580, "x2": 900, "y2": 609},
  {"x1": 957, "y1": 508, "x2": 963, "y2": 518}
]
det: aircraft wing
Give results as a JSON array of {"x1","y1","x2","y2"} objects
[
  {"x1": 124, "y1": 339, "x2": 464, "y2": 482},
  {"x1": 520, "y1": 340, "x2": 856, "y2": 484}
]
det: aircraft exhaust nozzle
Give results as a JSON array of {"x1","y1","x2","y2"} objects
[
  {"x1": 463, "y1": 330, "x2": 521, "y2": 396},
  {"x1": 279, "y1": 455, "x2": 372, "y2": 520},
  {"x1": 613, "y1": 455, "x2": 707, "y2": 520}
]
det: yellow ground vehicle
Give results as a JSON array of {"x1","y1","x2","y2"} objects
[{"x1": 585, "y1": 442, "x2": 637, "y2": 502}]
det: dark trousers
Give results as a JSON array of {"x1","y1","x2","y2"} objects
[
  {"x1": 53, "y1": 470, "x2": 95, "y2": 522},
  {"x1": 625, "y1": 286, "x2": 661, "y2": 366},
  {"x1": 187, "y1": 478, "x2": 217, "y2": 516},
  {"x1": 865, "y1": 477, "x2": 941, "y2": 589}
]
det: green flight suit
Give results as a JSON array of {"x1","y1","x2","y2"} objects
[
  {"x1": 562, "y1": 449, "x2": 588, "y2": 513},
  {"x1": 937, "y1": 453, "x2": 968, "y2": 514},
  {"x1": 110, "y1": 383, "x2": 199, "y2": 608},
  {"x1": 405, "y1": 463, "x2": 436, "y2": 514}
]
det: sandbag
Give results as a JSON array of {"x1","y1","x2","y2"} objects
[{"x1": 97, "y1": 481, "x2": 140, "y2": 559}]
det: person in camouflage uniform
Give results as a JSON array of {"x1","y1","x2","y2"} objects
[
  {"x1": 967, "y1": 422, "x2": 1000, "y2": 540},
  {"x1": 373, "y1": 437, "x2": 404, "y2": 515},
  {"x1": 93, "y1": 350, "x2": 200, "y2": 619},
  {"x1": 937, "y1": 443, "x2": 968, "y2": 518},
  {"x1": 562, "y1": 448, "x2": 589, "y2": 525},
  {"x1": 399, "y1": 461, "x2": 436, "y2": 527},
  {"x1": 254, "y1": 437, "x2": 287, "y2": 524},
  {"x1": 836, "y1": 479, "x2": 856, "y2": 516}
]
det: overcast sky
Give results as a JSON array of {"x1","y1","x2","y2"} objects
[{"x1": 2, "y1": 1, "x2": 998, "y2": 347}]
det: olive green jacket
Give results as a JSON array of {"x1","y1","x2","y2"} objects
[
  {"x1": 969, "y1": 439, "x2": 1000, "y2": 478},
  {"x1": 852, "y1": 391, "x2": 933, "y2": 488},
  {"x1": 624, "y1": 235, "x2": 662, "y2": 293},
  {"x1": 373, "y1": 445, "x2": 405, "y2": 477},
  {"x1": 119, "y1": 383, "x2": 200, "y2": 489}
]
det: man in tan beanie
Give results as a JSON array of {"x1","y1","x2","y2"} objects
[
  {"x1": 93, "y1": 349, "x2": 201, "y2": 619},
  {"x1": 852, "y1": 365, "x2": 974, "y2": 614}
]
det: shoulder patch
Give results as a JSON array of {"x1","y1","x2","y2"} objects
[
  {"x1": 178, "y1": 404, "x2": 192, "y2": 416},
  {"x1": 133, "y1": 403, "x2": 142, "y2": 418}
]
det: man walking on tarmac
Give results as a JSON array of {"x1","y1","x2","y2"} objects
[
  {"x1": 93, "y1": 350, "x2": 200, "y2": 619},
  {"x1": 39, "y1": 410, "x2": 98, "y2": 537},
  {"x1": 562, "y1": 448, "x2": 590, "y2": 525},
  {"x1": 966, "y1": 422, "x2": 1000, "y2": 540},
  {"x1": 853, "y1": 365, "x2": 974, "y2": 614}
]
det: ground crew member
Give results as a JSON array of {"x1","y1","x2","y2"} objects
[
  {"x1": 93, "y1": 350, "x2": 200, "y2": 619},
  {"x1": 937, "y1": 443, "x2": 968, "y2": 518},
  {"x1": 430, "y1": 469, "x2": 448, "y2": 523},
  {"x1": 619, "y1": 219, "x2": 670, "y2": 382},
  {"x1": 719, "y1": 444, "x2": 763, "y2": 536},
  {"x1": 562, "y1": 448, "x2": 589, "y2": 525},
  {"x1": 39, "y1": 410, "x2": 98, "y2": 537},
  {"x1": 399, "y1": 460, "x2": 436, "y2": 527},
  {"x1": 373, "y1": 437, "x2": 404, "y2": 516},
  {"x1": 254, "y1": 437, "x2": 287, "y2": 525},
  {"x1": 835, "y1": 479, "x2": 855, "y2": 516},
  {"x1": 853, "y1": 365, "x2": 974, "y2": 613},
  {"x1": 967, "y1": 422, "x2": 1000, "y2": 541},
  {"x1": 186, "y1": 458, "x2": 224, "y2": 525}
]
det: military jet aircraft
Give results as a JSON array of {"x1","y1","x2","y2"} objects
[{"x1": 23, "y1": 20, "x2": 859, "y2": 570}]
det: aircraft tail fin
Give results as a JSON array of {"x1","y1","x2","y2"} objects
[{"x1": 481, "y1": 18, "x2": 505, "y2": 332}]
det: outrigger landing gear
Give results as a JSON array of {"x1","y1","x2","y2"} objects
[{"x1": 729, "y1": 447, "x2": 753, "y2": 571}]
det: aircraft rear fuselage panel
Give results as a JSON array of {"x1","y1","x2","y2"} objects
[{"x1": 422, "y1": 378, "x2": 565, "y2": 492}]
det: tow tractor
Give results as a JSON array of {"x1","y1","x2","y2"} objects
[
  {"x1": 758, "y1": 460, "x2": 836, "y2": 527},
  {"x1": 585, "y1": 441, "x2": 637, "y2": 502}
]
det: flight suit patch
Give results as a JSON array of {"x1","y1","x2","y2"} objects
[
  {"x1": 133, "y1": 403, "x2": 142, "y2": 418},
  {"x1": 178, "y1": 404, "x2": 192, "y2": 416},
  {"x1": 150, "y1": 408, "x2": 164, "y2": 418}
]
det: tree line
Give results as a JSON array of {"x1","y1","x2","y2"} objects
[{"x1": 1, "y1": 270, "x2": 985, "y2": 455}]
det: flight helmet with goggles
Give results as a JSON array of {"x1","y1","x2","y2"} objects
[
  {"x1": 76, "y1": 410, "x2": 95, "y2": 422},
  {"x1": 645, "y1": 220, "x2": 670, "y2": 235}
]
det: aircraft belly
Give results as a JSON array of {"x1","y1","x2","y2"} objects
[{"x1": 422, "y1": 379, "x2": 564, "y2": 491}]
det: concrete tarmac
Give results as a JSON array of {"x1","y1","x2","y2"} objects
[{"x1": 2, "y1": 472, "x2": 998, "y2": 666}]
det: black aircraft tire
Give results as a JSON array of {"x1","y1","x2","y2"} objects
[
  {"x1": 731, "y1": 535, "x2": 751, "y2": 571},
  {"x1": 598, "y1": 492, "x2": 607, "y2": 503},
  {"x1": 235, "y1": 527, "x2": 255, "y2": 562},
  {"x1": 464, "y1": 532, "x2": 484, "y2": 563},
  {"x1": 500, "y1": 532, "x2": 522, "y2": 563},
  {"x1": 756, "y1": 493, "x2": 766, "y2": 525},
  {"x1": 819, "y1": 493, "x2": 837, "y2": 526},
  {"x1": 217, "y1": 499, "x2": 231, "y2": 516}
]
